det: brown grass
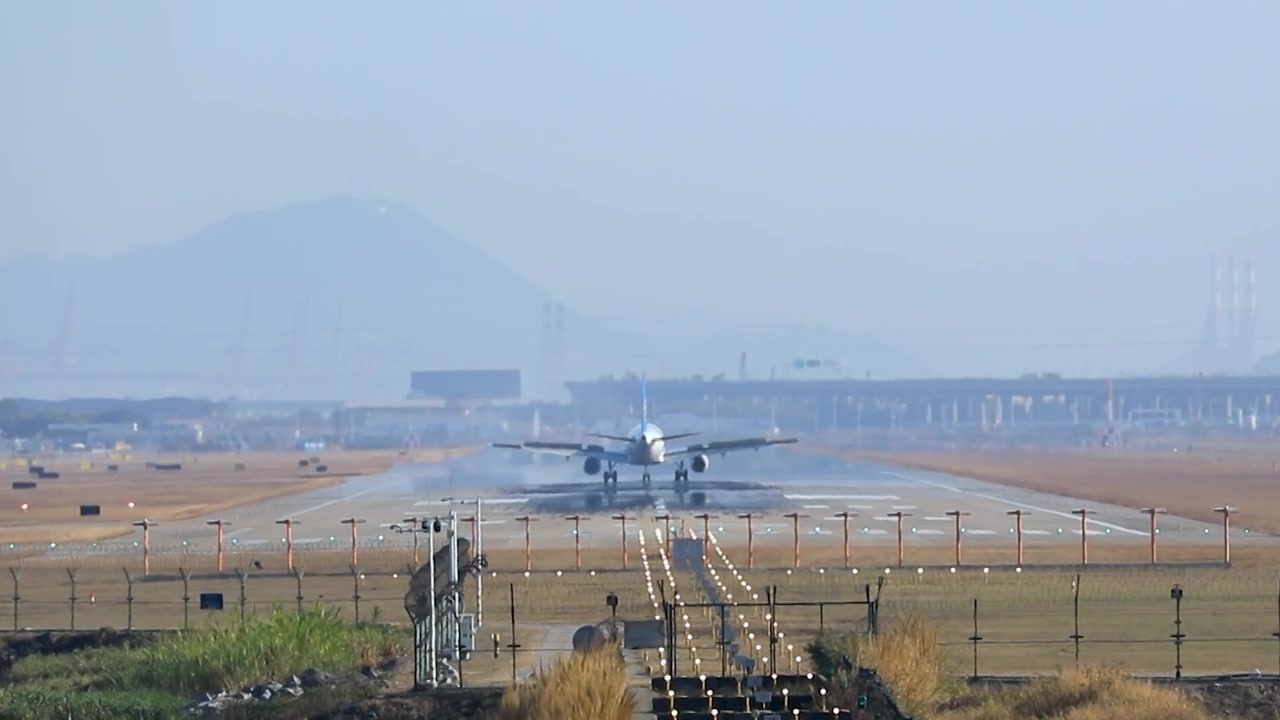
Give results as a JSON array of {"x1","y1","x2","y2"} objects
[
  {"x1": 817, "y1": 615, "x2": 1211, "y2": 719},
  {"x1": 0, "y1": 447, "x2": 477, "y2": 544},
  {"x1": 497, "y1": 645, "x2": 636, "y2": 720},
  {"x1": 939, "y1": 668, "x2": 1212, "y2": 720},
  {"x1": 835, "y1": 447, "x2": 1280, "y2": 535},
  {"x1": 860, "y1": 613, "x2": 947, "y2": 717}
]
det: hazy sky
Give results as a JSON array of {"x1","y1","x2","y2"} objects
[{"x1": 3, "y1": 2, "x2": 1278, "y2": 376}]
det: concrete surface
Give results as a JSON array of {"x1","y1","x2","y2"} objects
[{"x1": 29, "y1": 449, "x2": 1275, "y2": 559}]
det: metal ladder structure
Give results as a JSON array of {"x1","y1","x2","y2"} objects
[{"x1": 403, "y1": 507, "x2": 489, "y2": 690}]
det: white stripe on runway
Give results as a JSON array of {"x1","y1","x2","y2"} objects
[
  {"x1": 883, "y1": 472, "x2": 1148, "y2": 537},
  {"x1": 785, "y1": 494, "x2": 901, "y2": 501}
]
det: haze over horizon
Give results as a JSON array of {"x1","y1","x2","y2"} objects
[{"x1": 3, "y1": 2, "x2": 1278, "y2": 398}]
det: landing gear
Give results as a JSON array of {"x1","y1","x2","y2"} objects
[
  {"x1": 602, "y1": 462, "x2": 618, "y2": 492},
  {"x1": 641, "y1": 471, "x2": 652, "y2": 487},
  {"x1": 674, "y1": 461, "x2": 689, "y2": 486}
]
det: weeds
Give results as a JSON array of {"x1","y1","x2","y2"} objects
[
  {"x1": 808, "y1": 615, "x2": 1213, "y2": 720},
  {"x1": 498, "y1": 647, "x2": 636, "y2": 720},
  {"x1": 128, "y1": 605, "x2": 401, "y2": 695},
  {"x1": 0, "y1": 606, "x2": 403, "y2": 720},
  {"x1": 939, "y1": 668, "x2": 1211, "y2": 720}
]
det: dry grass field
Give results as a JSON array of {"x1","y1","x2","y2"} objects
[
  {"x1": 6, "y1": 442, "x2": 1280, "y2": 682},
  {"x1": 4, "y1": 541, "x2": 1280, "y2": 677},
  {"x1": 833, "y1": 446, "x2": 1280, "y2": 535},
  {"x1": 0, "y1": 447, "x2": 476, "y2": 544}
]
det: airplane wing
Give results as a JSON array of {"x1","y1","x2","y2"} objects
[
  {"x1": 664, "y1": 437, "x2": 798, "y2": 458},
  {"x1": 490, "y1": 441, "x2": 629, "y2": 464}
]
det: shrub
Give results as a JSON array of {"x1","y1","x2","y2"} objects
[{"x1": 498, "y1": 647, "x2": 636, "y2": 720}]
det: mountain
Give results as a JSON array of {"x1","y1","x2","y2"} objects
[{"x1": 0, "y1": 196, "x2": 920, "y2": 401}]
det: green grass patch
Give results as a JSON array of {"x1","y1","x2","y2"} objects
[
  {"x1": 0, "y1": 687, "x2": 183, "y2": 720},
  {"x1": 0, "y1": 607, "x2": 404, "y2": 720}
]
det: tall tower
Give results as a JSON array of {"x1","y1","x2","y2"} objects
[
  {"x1": 1226, "y1": 257, "x2": 1239, "y2": 368},
  {"x1": 1242, "y1": 259, "x2": 1257, "y2": 370},
  {"x1": 1198, "y1": 256, "x2": 1222, "y2": 373}
]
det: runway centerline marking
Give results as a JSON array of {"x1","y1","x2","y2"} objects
[{"x1": 881, "y1": 471, "x2": 1147, "y2": 537}]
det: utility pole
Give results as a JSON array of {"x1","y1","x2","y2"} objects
[
  {"x1": 132, "y1": 519, "x2": 158, "y2": 576},
  {"x1": 783, "y1": 512, "x2": 808, "y2": 569},
  {"x1": 275, "y1": 518, "x2": 301, "y2": 571},
  {"x1": 1140, "y1": 507, "x2": 1167, "y2": 564},
  {"x1": 515, "y1": 515, "x2": 537, "y2": 572},
  {"x1": 832, "y1": 511, "x2": 857, "y2": 569},
  {"x1": 887, "y1": 511, "x2": 912, "y2": 567},
  {"x1": 341, "y1": 517, "x2": 366, "y2": 566},
  {"x1": 1006, "y1": 510, "x2": 1030, "y2": 566},
  {"x1": 945, "y1": 510, "x2": 972, "y2": 566},
  {"x1": 737, "y1": 513, "x2": 759, "y2": 569},
  {"x1": 1071, "y1": 509, "x2": 1093, "y2": 565},
  {"x1": 206, "y1": 519, "x2": 231, "y2": 573}
]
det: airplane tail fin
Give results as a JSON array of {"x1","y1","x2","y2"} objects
[{"x1": 640, "y1": 373, "x2": 648, "y2": 434}]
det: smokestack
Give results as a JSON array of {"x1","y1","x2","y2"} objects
[
  {"x1": 739, "y1": 351, "x2": 747, "y2": 381},
  {"x1": 1244, "y1": 258, "x2": 1257, "y2": 369},
  {"x1": 1227, "y1": 257, "x2": 1238, "y2": 359},
  {"x1": 1211, "y1": 256, "x2": 1221, "y2": 348}
]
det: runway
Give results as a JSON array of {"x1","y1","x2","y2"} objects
[{"x1": 36, "y1": 450, "x2": 1273, "y2": 558}]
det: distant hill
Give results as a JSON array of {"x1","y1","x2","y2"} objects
[{"x1": 0, "y1": 196, "x2": 920, "y2": 400}]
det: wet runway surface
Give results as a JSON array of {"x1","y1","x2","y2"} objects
[{"x1": 43, "y1": 449, "x2": 1275, "y2": 557}]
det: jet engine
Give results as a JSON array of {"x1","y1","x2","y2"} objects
[
  {"x1": 583, "y1": 457, "x2": 602, "y2": 475},
  {"x1": 691, "y1": 454, "x2": 710, "y2": 473}
]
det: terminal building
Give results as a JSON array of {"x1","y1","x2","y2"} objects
[{"x1": 563, "y1": 374, "x2": 1280, "y2": 434}]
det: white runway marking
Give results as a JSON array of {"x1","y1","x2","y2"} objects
[
  {"x1": 892, "y1": 505, "x2": 918, "y2": 510},
  {"x1": 847, "y1": 505, "x2": 873, "y2": 510},
  {"x1": 863, "y1": 529, "x2": 888, "y2": 535},
  {"x1": 285, "y1": 488, "x2": 379, "y2": 518},
  {"x1": 1023, "y1": 529, "x2": 1051, "y2": 535},
  {"x1": 883, "y1": 472, "x2": 1148, "y2": 537},
  {"x1": 414, "y1": 498, "x2": 528, "y2": 506},
  {"x1": 923, "y1": 516, "x2": 952, "y2": 522},
  {"x1": 803, "y1": 505, "x2": 830, "y2": 510},
  {"x1": 966, "y1": 529, "x2": 996, "y2": 535},
  {"x1": 914, "y1": 529, "x2": 944, "y2": 535},
  {"x1": 785, "y1": 494, "x2": 900, "y2": 501}
]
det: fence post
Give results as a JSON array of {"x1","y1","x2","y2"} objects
[
  {"x1": 969, "y1": 598, "x2": 983, "y2": 680},
  {"x1": 1070, "y1": 573, "x2": 1083, "y2": 668},
  {"x1": 1170, "y1": 584, "x2": 1185, "y2": 680},
  {"x1": 67, "y1": 568, "x2": 79, "y2": 631},
  {"x1": 350, "y1": 565, "x2": 362, "y2": 624},
  {"x1": 293, "y1": 567, "x2": 305, "y2": 615},
  {"x1": 179, "y1": 567, "x2": 192, "y2": 631},
  {"x1": 1273, "y1": 577, "x2": 1280, "y2": 676},
  {"x1": 123, "y1": 568, "x2": 136, "y2": 632},
  {"x1": 8, "y1": 568, "x2": 19, "y2": 631},
  {"x1": 235, "y1": 567, "x2": 248, "y2": 622}
]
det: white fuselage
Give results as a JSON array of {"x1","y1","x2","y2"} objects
[{"x1": 625, "y1": 423, "x2": 665, "y2": 465}]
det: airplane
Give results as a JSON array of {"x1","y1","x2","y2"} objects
[{"x1": 491, "y1": 375, "x2": 797, "y2": 489}]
